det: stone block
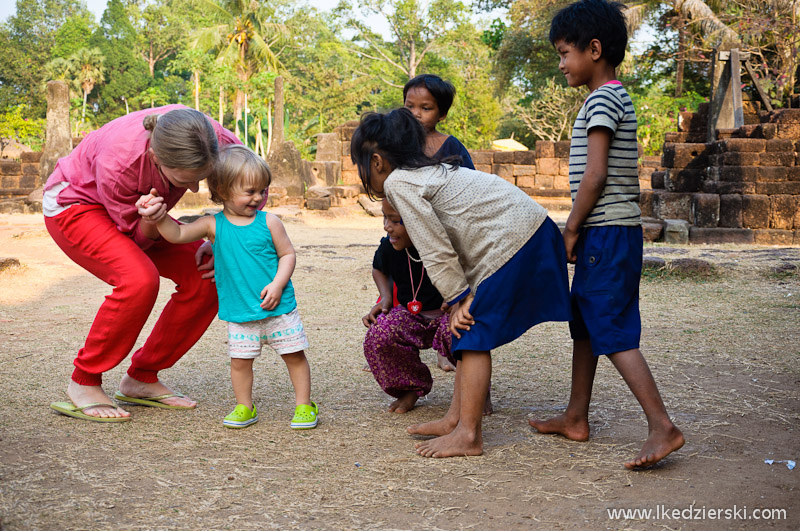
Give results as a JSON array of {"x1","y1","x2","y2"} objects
[
  {"x1": 342, "y1": 156, "x2": 355, "y2": 171},
  {"x1": 689, "y1": 227, "x2": 754, "y2": 244},
  {"x1": 756, "y1": 182, "x2": 800, "y2": 194},
  {"x1": 642, "y1": 254, "x2": 666, "y2": 267},
  {"x1": 514, "y1": 151, "x2": 536, "y2": 165},
  {"x1": 537, "y1": 158, "x2": 560, "y2": 175},
  {"x1": 331, "y1": 185, "x2": 361, "y2": 198},
  {"x1": 554, "y1": 141, "x2": 571, "y2": 158},
  {"x1": 733, "y1": 124, "x2": 762, "y2": 138},
  {"x1": 474, "y1": 164, "x2": 492, "y2": 173},
  {"x1": 651, "y1": 171, "x2": 665, "y2": 189},
  {"x1": 534, "y1": 142, "x2": 554, "y2": 158},
  {"x1": 640, "y1": 190, "x2": 655, "y2": 217},
  {"x1": 661, "y1": 143, "x2": 710, "y2": 169},
  {"x1": 678, "y1": 111, "x2": 706, "y2": 132},
  {"x1": 306, "y1": 196, "x2": 331, "y2": 210},
  {"x1": 493, "y1": 151, "x2": 515, "y2": 164},
  {"x1": 720, "y1": 166, "x2": 758, "y2": 182},
  {"x1": 471, "y1": 150, "x2": 493, "y2": 164},
  {"x1": 306, "y1": 185, "x2": 332, "y2": 198},
  {"x1": 535, "y1": 174, "x2": 554, "y2": 189},
  {"x1": 513, "y1": 165, "x2": 536, "y2": 177},
  {"x1": 719, "y1": 194, "x2": 743, "y2": 228},
  {"x1": 795, "y1": 231, "x2": 800, "y2": 246},
  {"x1": 553, "y1": 174, "x2": 570, "y2": 190},
  {"x1": 19, "y1": 175, "x2": 36, "y2": 188},
  {"x1": 769, "y1": 109, "x2": 800, "y2": 123},
  {"x1": 776, "y1": 123, "x2": 800, "y2": 139},
  {"x1": 499, "y1": 175, "x2": 516, "y2": 185},
  {"x1": 639, "y1": 176, "x2": 652, "y2": 190},
  {"x1": 516, "y1": 175, "x2": 536, "y2": 188},
  {"x1": 769, "y1": 195, "x2": 797, "y2": 230},
  {"x1": 656, "y1": 192, "x2": 692, "y2": 220},
  {"x1": 714, "y1": 181, "x2": 757, "y2": 195},
  {"x1": 664, "y1": 131, "x2": 706, "y2": 143},
  {"x1": 692, "y1": 193, "x2": 720, "y2": 227},
  {"x1": 759, "y1": 153, "x2": 795, "y2": 167},
  {"x1": 720, "y1": 152, "x2": 759, "y2": 166},
  {"x1": 742, "y1": 194, "x2": 770, "y2": 228},
  {"x1": 664, "y1": 219, "x2": 690, "y2": 244},
  {"x1": 0, "y1": 160, "x2": 21, "y2": 176},
  {"x1": 309, "y1": 161, "x2": 341, "y2": 186},
  {"x1": 754, "y1": 229, "x2": 794, "y2": 245},
  {"x1": 341, "y1": 140, "x2": 351, "y2": 157},
  {"x1": 341, "y1": 169, "x2": 360, "y2": 186},
  {"x1": 765, "y1": 139, "x2": 795, "y2": 152},
  {"x1": 641, "y1": 155, "x2": 661, "y2": 168},
  {"x1": 719, "y1": 138, "x2": 766, "y2": 152},
  {"x1": 642, "y1": 222, "x2": 664, "y2": 242},
  {"x1": 791, "y1": 167, "x2": 800, "y2": 182},
  {"x1": 493, "y1": 163, "x2": 514, "y2": 179},
  {"x1": 315, "y1": 133, "x2": 341, "y2": 162},
  {"x1": 559, "y1": 159, "x2": 570, "y2": 176},
  {"x1": 1, "y1": 175, "x2": 20, "y2": 188},
  {"x1": 665, "y1": 168, "x2": 704, "y2": 192},
  {"x1": 20, "y1": 163, "x2": 39, "y2": 175},
  {"x1": 758, "y1": 166, "x2": 789, "y2": 182},
  {"x1": 20, "y1": 151, "x2": 42, "y2": 163}
]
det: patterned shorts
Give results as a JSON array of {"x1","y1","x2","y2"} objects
[{"x1": 227, "y1": 308, "x2": 309, "y2": 359}]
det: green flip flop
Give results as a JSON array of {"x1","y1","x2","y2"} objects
[
  {"x1": 50, "y1": 401, "x2": 131, "y2": 423},
  {"x1": 113, "y1": 391, "x2": 196, "y2": 410}
]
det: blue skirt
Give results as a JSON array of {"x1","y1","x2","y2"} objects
[{"x1": 451, "y1": 217, "x2": 572, "y2": 357}]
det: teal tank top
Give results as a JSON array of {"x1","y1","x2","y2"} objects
[{"x1": 212, "y1": 210, "x2": 297, "y2": 323}]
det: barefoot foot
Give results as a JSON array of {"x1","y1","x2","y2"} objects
[
  {"x1": 388, "y1": 392, "x2": 418, "y2": 413},
  {"x1": 624, "y1": 425, "x2": 685, "y2": 469},
  {"x1": 436, "y1": 355, "x2": 456, "y2": 372},
  {"x1": 118, "y1": 375, "x2": 197, "y2": 408},
  {"x1": 415, "y1": 427, "x2": 482, "y2": 458},
  {"x1": 407, "y1": 415, "x2": 458, "y2": 437},
  {"x1": 528, "y1": 413, "x2": 589, "y2": 441},
  {"x1": 67, "y1": 380, "x2": 130, "y2": 419}
]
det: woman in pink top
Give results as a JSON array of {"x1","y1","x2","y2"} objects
[{"x1": 44, "y1": 105, "x2": 240, "y2": 422}]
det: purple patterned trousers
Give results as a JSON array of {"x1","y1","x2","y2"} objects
[{"x1": 363, "y1": 306, "x2": 453, "y2": 398}]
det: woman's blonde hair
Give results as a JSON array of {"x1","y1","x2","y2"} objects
[
  {"x1": 207, "y1": 144, "x2": 272, "y2": 204},
  {"x1": 143, "y1": 108, "x2": 218, "y2": 169}
]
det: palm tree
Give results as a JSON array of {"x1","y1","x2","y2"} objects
[
  {"x1": 70, "y1": 47, "x2": 106, "y2": 121},
  {"x1": 192, "y1": 0, "x2": 287, "y2": 138}
]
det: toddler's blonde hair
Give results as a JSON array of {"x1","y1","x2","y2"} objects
[
  {"x1": 207, "y1": 144, "x2": 272, "y2": 204},
  {"x1": 143, "y1": 108, "x2": 218, "y2": 169}
]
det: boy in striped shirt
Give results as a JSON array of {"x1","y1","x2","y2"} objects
[{"x1": 529, "y1": 0, "x2": 684, "y2": 469}]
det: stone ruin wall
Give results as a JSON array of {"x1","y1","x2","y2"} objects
[
  {"x1": 0, "y1": 152, "x2": 43, "y2": 213},
  {"x1": 643, "y1": 103, "x2": 800, "y2": 246}
]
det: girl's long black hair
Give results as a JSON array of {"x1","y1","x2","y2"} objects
[{"x1": 350, "y1": 107, "x2": 461, "y2": 199}]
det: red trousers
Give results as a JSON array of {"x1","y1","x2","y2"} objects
[{"x1": 45, "y1": 204, "x2": 218, "y2": 386}]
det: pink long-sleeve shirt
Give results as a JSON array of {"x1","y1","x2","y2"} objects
[{"x1": 45, "y1": 104, "x2": 240, "y2": 249}]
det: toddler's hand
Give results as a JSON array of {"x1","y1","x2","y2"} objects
[
  {"x1": 137, "y1": 188, "x2": 166, "y2": 222},
  {"x1": 449, "y1": 294, "x2": 475, "y2": 339},
  {"x1": 362, "y1": 302, "x2": 390, "y2": 327},
  {"x1": 260, "y1": 282, "x2": 284, "y2": 310}
]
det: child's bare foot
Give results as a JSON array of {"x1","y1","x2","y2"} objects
[
  {"x1": 415, "y1": 427, "x2": 483, "y2": 458},
  {"x1": 624, "y1": 425, "x2": 685, "y2": 469},
  {"x1": 407, "y1": 415, "x2": 458, "y2": 437},
  {"x1": 67, "y1": 380, "x2": 130, "y2": 419},
  {"x1": 436, "y1": 355, "x2": 456, "y2": 372},
  {"x1": 388, "y1": 392, "x2": 418, "y2": 413},
  {"x1": 118, "y1": 374, "x2": 197, "y2": 408},
  {"x1": 528, "y1": 413, "x2": 590, "y2": 441}
]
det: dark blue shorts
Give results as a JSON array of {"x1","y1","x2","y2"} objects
[{"x1": 569, "y1": 225, "x2": 642, "y2": 356}]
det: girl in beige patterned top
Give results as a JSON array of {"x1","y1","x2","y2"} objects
[{"x1": 350, "y1": 108, "x2": 572, "y2": 458}]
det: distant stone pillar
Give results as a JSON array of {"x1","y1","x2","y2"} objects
[
  {"x1": 272, "y1": 76, "x2": 285, "y2": 149},
  {"x1": 39, "y1": 81, "x2": 72, "y2": 186}
]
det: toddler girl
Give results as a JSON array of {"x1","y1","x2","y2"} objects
[
  {"x1": 137, "y1": 144, "x2": 318, "y2": 430},
  {"x1": 351, "y1": 108, "x2": 571, "y2": 457}
]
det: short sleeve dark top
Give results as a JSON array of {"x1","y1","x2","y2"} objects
[
  {"x1": 373, "y1": 237, "x2": 444, "y2": 311},
  {"x1": 435, "y1": 136, "x2": 475, "y2": 170}
]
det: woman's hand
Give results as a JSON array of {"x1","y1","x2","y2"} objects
[
  {"x1": 362, "y1": 301, "x2": 391, "y2": 327},
  {"x1": 449, "y1": 293, "x2": 475, "y2": 339},
  {"x1": 195, "y1": 240, "x2": 215, "y2": 280}
]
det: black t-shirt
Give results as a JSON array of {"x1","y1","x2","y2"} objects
[{"x1": 373, "y1": 237, "x2": 443, "y2": 311}]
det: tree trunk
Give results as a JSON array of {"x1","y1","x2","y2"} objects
[
  {"x1": 219, "y1": 86, "x2": 224, "y2": 127},
  {"x1": 408, "y1": 41, "x2": 416, "y2": 79},
  {"x1": 675, "y1": 14, "x2": 686, "y2": 97},
  {"x1": 82, "y1": 90, "x2": 87, "y2": 120},
  {"x1": 194, "y1": 71, "x2": 200, "y2": 110}
]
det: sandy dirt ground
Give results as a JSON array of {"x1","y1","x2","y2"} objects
[{"x1": 0, "y1": 206, "x2": 798, "y2": 530}]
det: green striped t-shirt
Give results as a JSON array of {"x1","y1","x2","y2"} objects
[{"x1": 568, "y1": 81, "x2": 641, "y2": 226}]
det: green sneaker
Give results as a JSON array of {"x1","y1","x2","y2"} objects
[
  {"x1": 223, "y1": 404, "x2": 258, "y2": 429},
  {"x1": 291, "y1": 401, "x2": 318, "y2": 429}
]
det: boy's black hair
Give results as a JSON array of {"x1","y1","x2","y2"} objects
[
  {"x1": 549, "y1": 0, "x2": 628, "y2": 68},
  {"x1": 350, "y1": 108, "x2": 460, "y2": 200},
  {"x1": 403, "y1": 74, "x2": 457, "y2": 117}
]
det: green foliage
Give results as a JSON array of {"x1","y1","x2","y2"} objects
[
  {"x1": 0, "y1": 105, "x2": 46, "y2": 156},
  {"x1": 52, "y1": 14, "x2": 94, "y2": 59},
  {"x1": 629, "y1": 87, "x2": 705, "y2": 156}
]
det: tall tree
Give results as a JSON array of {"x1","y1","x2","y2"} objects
[
  {"x1": 132, "y1": 0, "x2": 191, "y2": 77},
  {"x1": 71, "y1": 47, "x2": 106, "y2": 120}
]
